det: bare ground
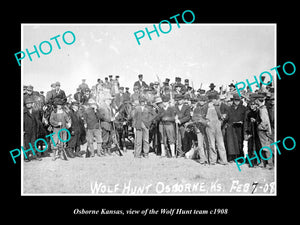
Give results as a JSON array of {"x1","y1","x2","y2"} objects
[{"x1": 23, "y1": 149, "x2": 275, "y2": 195}]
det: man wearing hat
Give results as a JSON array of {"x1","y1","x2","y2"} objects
[
  {"x1": 24, "y1": 85, "x2": 35, "y2": 104},
  {"x1": 23, "y1": 97, "x2": 42, "y2": 162},
  {"x1": 192, "y1": 95, "x2": 209, "y2": 164},
  {"x1": 224, "y1": 93, "x2": 247, "y2": 162},
  {"x1": 173, "y1": 77, "x2": 184, "y2": 91},
  {"x1": 103, "y1": 77, "x2": 110, "y2": 89},
  {"x1": 46, "y1": 83, "x2": 56, "y2": 104},
  {"x1": 82, "y1": 99, "x2": 105, "y2": 157},
  {"x1": 113, "y1": 87, "x2": 125, "y2": 109},
  {"x1": 125, "y1": 87, "x2": 131, "y2": 97},
  {"x1": 79, "y1": 79, "x2": 89, "y2": 92},
  {"x1": 243, "y1": 97, "x2": 261, "y2": 167},
  {"x1": 130, "y1": 86, "x2": 141, "y2": 106},
  {"x1": 202, "y1": 92, "x2": 228, "y2": 165},
  {"x1": 49, "y1": 99, "x2": 71, "y2": 160},
  {"x1": 131, "y1": 96, "x2": 156, "y2": 158},
  {"x1": 46, "y1": 81, "x2": 67, "y2": 105},
  {"x1": 110, "y1": 75, "x2": 120, "y2": 96},
  {"x1": 67, "y1": 101, "x2": 85, "y2": 157},
  {"x1": 98, "y1": 96, "x2": 115, "y2": 155},
  {"x1": 174, "y1": 94, "x2": 191, "y2": 157},
  {"x1": 182, "y1": 79, "x2": 190, "y2": 93},
  {"x1": 254, "y1": 93, "x2": 273, "y2": 169},
  {"x1": 133, "y1": 74, "x2": 148, "y2": 91},
  {"x1": 157, "y1": 95, "x2": 176, "y2": 157},
  {"x1": 174, "y1": 83, "x2": 183, "y2": 95},
  {"x1": 74, "y1": 88, "x2": 83, "y2": 104},
  {"x1": 23, "y1": 85, "x2": 28, "y2": 95},
  {"x1": 206, "y1": 83, "x2": 218, "y2": 96},
  {"x1": 114, "y1": 94, "x2": 132, "y2": 152}
]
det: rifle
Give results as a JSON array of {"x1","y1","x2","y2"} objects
[
  {"x1": 59, "y1": 124, "x2": 68, "y2": 160},
  {"x1": 175, "y1": 115, "x2": 184, "y2": 157},
  {"x1": 111, "y1": 121, "x2": 123, "y2": 156},
  {"x1": 175, "y1": 120, "x2": 180, "y2": 157}
]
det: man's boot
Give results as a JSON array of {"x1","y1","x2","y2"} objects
[
  {"x1": 170, "y1": 144, "x2": 176, "y2": 158},
  {"x1": 66, "y1": 147, "x2": 75, "y2": 158},
  {"x1": 75, "y1": 146, "x2": 82, "y2": 157},
  {"x1": 160, "y1": 144, "x2": 166, "y2": 157},
  {"x1": 96, "y1": 143, "x2": 105, "y2": 157}
]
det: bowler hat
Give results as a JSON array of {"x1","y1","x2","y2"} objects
[{"x1": 138, "y1": 74, "x2": 143, "y2": 78}]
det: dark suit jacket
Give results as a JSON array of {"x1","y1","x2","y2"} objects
[
  {"x1": 175, "y1": 104, "x2": 191, "y2": 125},
  {"x1": 133, "y1": 80, "x2": 148, "y2": 90},
  {"x1": 132, "y1": 106, "x2": 156, "y2": 129},
  {"x1": 46, "y1": 89, "x2": 67, "y2": 104}
]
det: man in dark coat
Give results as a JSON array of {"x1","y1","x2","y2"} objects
[
  {"x1": 67, "y1": 102, "x2": 84, "y2": 157},
  {"x1": 225, "y1": 94, "x2": 247, "y2": 162},
  {"x1": 131, "y1": 96, "x2": 157, "y2": 158},
  {"x1": 206, "y1": 83, "x2": 218, "y2": 96},
  {"x1": 46, "y1": 81, "x2": 67, "y2": 104},
  {"x1": 23, "y1": 97, "x2": 42, "y2": 162},
  {"x1": 82, "y1": 99, "x2": 104, "y2": 157},
  {"x1": 133, "y1": 74, "x2": 148, "y2": 91},
  {"x1": 74, "y1": 88, "x2": 83, "y2": 104},
  {"x1": 174, "y1": 94, "x2": 191, "y2": 156},
  {"x1": 192, "y1": 95, "x2": 209, "y2": 164},
  {"x1": 244, "y1": 99, "x2": 262, "y2": 167}
]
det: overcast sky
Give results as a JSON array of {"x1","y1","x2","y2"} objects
[{"x1": 22, "y1": 24, "x2": 275, "y2": 95}]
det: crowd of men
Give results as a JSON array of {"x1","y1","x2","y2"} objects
[{"x1": 23, "y1": 73, "x2": 275, "y2": 169}]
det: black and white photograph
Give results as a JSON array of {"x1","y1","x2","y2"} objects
[
  {"x1": 3, "y1": 3, "x2": 299, "y2": 221},
  {"x1": 21, "y1": 23, "x2": 276, "y2": 195}
]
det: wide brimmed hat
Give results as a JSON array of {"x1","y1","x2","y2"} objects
[{"x1": 209, "y1": 83, "x2": 216, "y2": 88}]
